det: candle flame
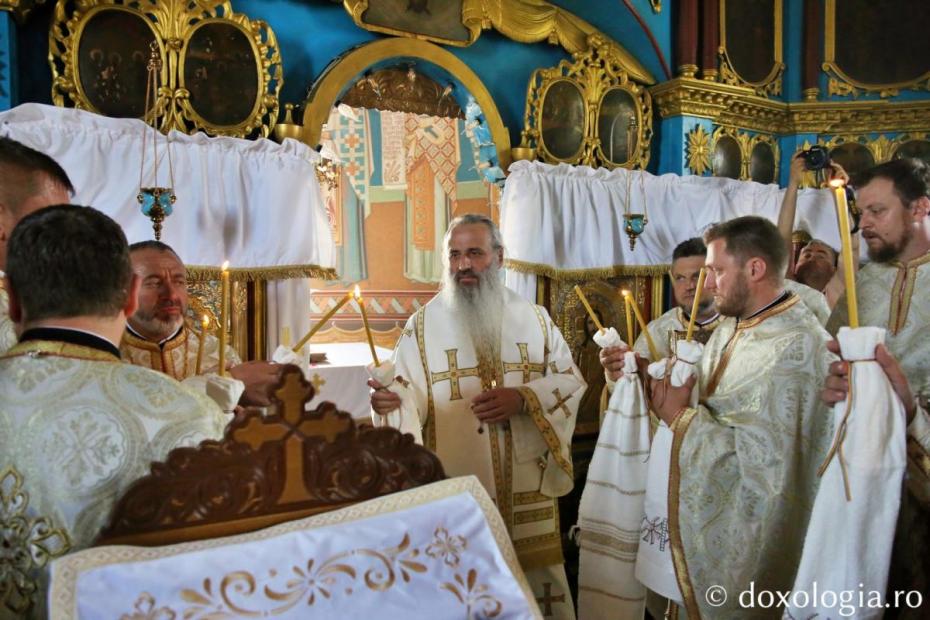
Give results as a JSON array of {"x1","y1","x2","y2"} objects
[
  {"x1": 621, "y1": 289, "x2": 631, "y2": 297},
  {"x1": 829, "y1": 178, "x2": 845, "y2": 188},
  {"x1": 201, "y1": 314, "x2": 209, "y2": 328},
  {"x1": 221, "y1": 260, "x2": 229, "y2": 272},
  {"x1": 353, "y1": 284, "x2": 362, "y2": 300}
]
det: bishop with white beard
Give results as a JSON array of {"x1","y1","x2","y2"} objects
[{"x1": 370, "y1": 214, "x2": 586, "y2": 619}]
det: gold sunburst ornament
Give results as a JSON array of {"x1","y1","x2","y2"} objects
[{"x1": 686, "y1": 125, "x2": 711, "y2": 176}]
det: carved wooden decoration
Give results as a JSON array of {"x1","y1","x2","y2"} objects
[
  {"x1": 96, "y1": 365, "x2": 445, "y2": 546},
  {"x1": 341, "y1": 66, "x2": 463, "y2": 119}
]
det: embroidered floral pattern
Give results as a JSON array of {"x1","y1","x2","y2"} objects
[{"x1": 426, "y1": 527, "x2": 467, "y2": 568}]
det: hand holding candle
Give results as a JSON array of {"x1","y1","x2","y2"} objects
[
  {"x1": 356, "y1": 285, "x2": 380, "y2": 367},
  {"x1": 624, "y1": 296, "x2": 635, "y2": 344},
  {"x1": 195, "y1": 314, "x2": 209, "y2": 375},
  {"x1": 218, "y1": 261, "x2": 229, "y2": 377},
  {"x1": 685, "y1": 268, "x2": 707, "y2": 342},
  {"x1": 293, "y1": 287, "x2": 354, "y2": 353},
  {"x1": 622, "y1": 289, "x2": 658, "y2": 359},
  {"x1": 574, "y1": 285, "x2": 605, "y2": 333},
  {"x1": 830, "y1": 178, "x2": 859, "y2": 328}
]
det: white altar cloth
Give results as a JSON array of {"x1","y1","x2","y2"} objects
[
  {"x1": 49, "y1": 477, "x2": 541, "y2": 619},
  {"x1": 305, "y1": 342, "x2": 394, "y2": 420}
]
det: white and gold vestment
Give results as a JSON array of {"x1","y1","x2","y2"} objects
[
  {"x1": 669, "y1": 294, "x2": 836, "y2": 618},
  {"x1": 375, "y1": 288, "x2": 585, "y2": 619},
  {"x1": 0, "y1": 284, "x2": 15, "y2": 355},
  {"x1": 120, "y1": 323, "x2": 241, "y2": 381},
  {"x1": 0, "y1": 341, "x2": 227, "y2": 619}
]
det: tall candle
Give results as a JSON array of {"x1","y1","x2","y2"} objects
[
  {"x1": 356, "y1": 285, "x2": 380, "y2": 366},
  {"x1": 625, "y1": 295, "x2": 635, "y2": 345},
  {"x1": 831, "y1": 180, "x2": 859, "y2": 328},
  {"x1": 623, "y1": 289, "x2": 658, "y2": 359},
  {"x1": 685, "y1": 268, "x2": 707, "y2": 341},
  {"x1": 573, "y1": 285, "x2": 604, "y2": 333},
  {"x1": 195, "y1": 314, "x2": 209, "y2": 375},
  {"x1": 218, "y1": 261, "x2": 229, "y2": 377},
  {"x1": 293, "y1": 289, "x2": 353, "y2": 353}
]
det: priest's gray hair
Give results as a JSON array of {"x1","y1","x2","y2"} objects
[{"x1": 441, "y1": 213, "x2": 504, "y2": 265}]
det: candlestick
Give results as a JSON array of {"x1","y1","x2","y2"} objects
[
  {"x1": 195, "y1": 314, "x2": 209, "y2": 375},
  {"x1": 623, "y1": 289, "x2": 658, "y2": 359},
  {"x1": 293, "y1": 289, "x2": 354, "y2": 353},
  {"x1": 218, "y1": 261, "x2": 229, "y2": 377},
  {"x1": 685, "y1": 268, "x2": 707, "y2": 341},
  {"x1": 831, "y1": 180, "x2": 859, "y2": 328},
  {"x1": 573, "y1": 285, "x2": 604, "y2": 333},
  {"x1": 356, "y1": 285, "x2": 380, "y2": 366}
]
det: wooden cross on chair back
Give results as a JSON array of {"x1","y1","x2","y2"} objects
[{"x1": 95, "y1": 364, "x2": 445, "y2": 547}]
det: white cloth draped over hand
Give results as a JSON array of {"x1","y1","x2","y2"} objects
[
  {"x1": 636, "y1": 340, "x2": 702, "y2": 603},
  {"x1": 501, "y1": 161, "x2": 854, "y2": 302},
  {"x1": 788, "y1": 327, "x2": 907, "y2": 619},
  {"x1": 369, "y1": 360, "x2": 423, "y2": 444},
  {"x1": 577, "y1": 350, "x2": 649, "y2": 620}
]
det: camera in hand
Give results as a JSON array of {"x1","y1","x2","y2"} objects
[{"x1": 800, "y1": 145, "x2": 831, "y2": 171}]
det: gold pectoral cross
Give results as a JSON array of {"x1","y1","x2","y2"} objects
[
  {"x1": 430, "y1": 349, "x2": 480, "y2": 400},
  {"x1": 503, "y1": 343, "x2": 545, "y2": 384}
]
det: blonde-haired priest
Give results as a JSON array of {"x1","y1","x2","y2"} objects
[
  {"x1": 369, "y1": 214, "x2": 585, "y2": 620},
  {"x1": 0, "y1": 205, "x2": 227, "y2": 619}
]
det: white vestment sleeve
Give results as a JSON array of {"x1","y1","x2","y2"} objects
[{"x1": 371, "y1": 313, "x2": 427, "y2": 444}]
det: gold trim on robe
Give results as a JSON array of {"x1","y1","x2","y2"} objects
[{"x1": 120, "y1": 323, "x2": 241, "y2": 381}]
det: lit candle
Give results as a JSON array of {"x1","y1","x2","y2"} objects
[
  {"x1": 685, "y1": 268, "x2": 707, "y2": 342},
  {"x1": 573, "y1": 285, "x2": 604, "y2": 333},
  {"x1": 625, "y1": 295, "x2": 635, "y2": 345},
  {"x1": 195, "y1": 314, "x2": 209, "y2": 375},
  {"x1": 831, "y1": 179, "x2": 859, "y2": 328},
  {"x1": 293, "y1": 288, "x2": 354, "y2": 353},
  {"x1": 356, "y1": 285, "x2": 380, "y2": 367},
  {"x1": 218, "y1": 261, "x2": 229, "y2": 377},
  {"x1": 623, "y1": 289, "x2": 658, "y2": 359}
]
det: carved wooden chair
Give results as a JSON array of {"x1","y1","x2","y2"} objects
[{"x1": 95, "y1": 364, "x2": 445, "y2": 546}]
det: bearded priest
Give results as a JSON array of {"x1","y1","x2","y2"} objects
[{"x1": 369, "y1": 214, "x2": 585, "y2": 620}]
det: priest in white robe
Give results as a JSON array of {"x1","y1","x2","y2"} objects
[
  {"x1": 0, "y1": 137, "x2": 74, "y2": 353},
  {"x1": 0, "y1": 205, "x2": 227, "y2": 619},
  {"x1": 370, "y1": 214, "x2": 585, "y2": 620}
]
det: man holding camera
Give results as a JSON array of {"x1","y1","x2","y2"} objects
[{"x1": 777, "y1": 149, "x2": 856, "y2": 316}]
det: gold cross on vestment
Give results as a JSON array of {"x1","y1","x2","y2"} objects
[
  {"x1": 232, "y1": 369, "x2": 351, "y2": 503},
  {"x1": 503, "y1": 343, "x2": 545, "y2": 383},
  {"x1": 535, "y1": 581, "x2": 566, "y2": 616},
  {"x1": 547, "y1": 388, "x2": 573, "y2": 417},
  {"x1": 430, "y1": 349, "x2": 480, "y2": 400}
]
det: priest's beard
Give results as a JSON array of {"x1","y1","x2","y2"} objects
[
  {"x1": 866, "y1": 224, "x2": 912, "y2": 263},
  {"x1": 441, "y1": 263, "x2": 504, "y2": 368},
  {"x1": 714, "y1": 271, "x2": 751, "y2": 318},
  {"x1": 131, "y1": 306, "x2": 184, "y2": 341}
]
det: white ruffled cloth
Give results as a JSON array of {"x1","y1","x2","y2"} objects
[
  {"x1": 787, "y1": 327, "x2": 907, "y2": 619},
  {"x1": 180, "y1": 374, "x2": 244, "y2": 413},
  {"x1": 271, "y1": 345, "x2": 310, "y2": 376},
  {"x1": 635, "y1": 340, "x2": 702, "y2": 604},
  {"x1": 368, "y1": 360, "x2": 422, "y2": 444},
  {"x1": 577, "y1": 350, "x2": 649, "y2": 620}
]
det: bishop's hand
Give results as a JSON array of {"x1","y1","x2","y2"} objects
[
  {"x1": 471, "y1": 387, "x2": 524, "y2": 424},
  {"x1": 368, "y1": 378, "x2": 402, "y2": 416}
]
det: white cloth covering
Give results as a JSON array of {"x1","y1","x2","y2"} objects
[
  {"x1": 787, "y1": 326, "x2": 907, "y2": 619},
  {"x1": 50, "y1": 477, "x2": 541, "y2": 619},
  {"x1": 636, "y1": 340, "x2": 702, "y2": 605},
  {"x1": 576, "y1": 350, "x2": 648, "y2": 620},
  {"x1": 500, "y1": 161, "x2": 858, "y2": 302},
  {"x1": 367, "y1": 359, "x2": 423, "y2": 443},
  {"x1": 0, "y1": 103, "x2": 334, "y2": 274},
  {"x1": 179, "y1": 374, "x2": 245, "y2": 412}
]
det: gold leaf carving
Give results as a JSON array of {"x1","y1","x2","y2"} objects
[{"x1": 685, "y1": 125, "x2": 711, "y2": 176}]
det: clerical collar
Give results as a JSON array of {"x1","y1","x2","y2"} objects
[
  {"x1": 738, "y1": 290, "x2": 791, "y2": 324},
  {"x1": 681, "y1": 309, "x2": 719, "y2": 326},
  {"x1": 20, "y1": 327, "x2": 121, "y2": 359},
  {"x1": 126, "y1": 322, "x2": 183, "y2": 347}
]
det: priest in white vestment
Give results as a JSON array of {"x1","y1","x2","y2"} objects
[
  {"x1": 0, "y1": 137, "x2": 74, "y2": 353},
  {"x1": 370, "y1": 214, "x2": 585, "y2": 620},
  {"x1": 825, "y1": 158, "x2": 930, "y2": 611},
  {"x1": 0, "y1": 205, "x2": 228, "y2": 619},
  {"x1": 629, "y1": 238, "x2": 719, "y2": 362}
]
